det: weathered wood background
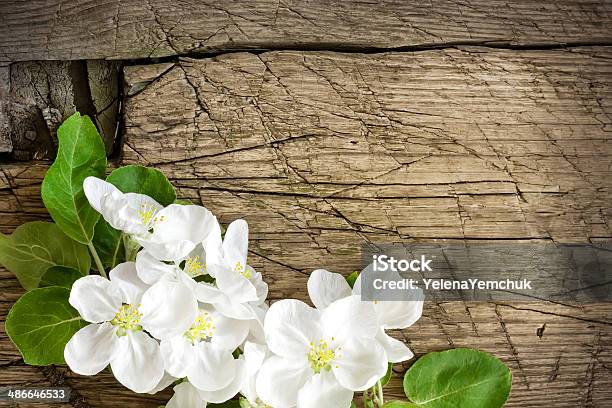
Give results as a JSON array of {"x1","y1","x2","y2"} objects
[{"x1": 1, "y1": 1, "x2": 612, "y2": 407}]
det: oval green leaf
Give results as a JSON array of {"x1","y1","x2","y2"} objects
[
  {"x1": 403, "y1": 348, "x2": 512, "y2": 408},
  {"x1": 5, "y1": 286, "x2": 86, "y2": 365},
  {"x1": 0, "y1": 222, "x2": 91, "y2": 290},
  {"x1": 106, "y1": 165, "x2": 176, "y2": 206},
  {"x1": 39, "y1": 266, "x2": 84, "y2": 289},
  {"x1": 41, "y1": 112, "x2": 107, "y2": 244},
  {"x1": 383, "y1": 402, "x2": 417, "y2": 408},
  {"x1": 92, "y1": 217, "x2": 125, "y2": 268}
]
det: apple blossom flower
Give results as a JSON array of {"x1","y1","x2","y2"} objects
[
  {"x1": 136, "y1": 204, "x2": 220, "y2": 262},
  {"x1": 160, "y1": 304, "x2": 249, "y2": 394},
  {"x1": 83, "y1": 176, "x2": 164, "y2": 236},
  {"x1": 205, "y1": 219, "x2": 268, "y2": 320},
  {"x1": 135, "y1": 249, "x2": 223, "y2": 304},
  {"x1": 256, "y1": 296, "x2": 387, "y2": 408},
  {"x1": 64, "y1": 262, "x2": 198, "y2": 393},
  {"x1": 307, "y1": 265, "x2": 423, "y2": 363}
]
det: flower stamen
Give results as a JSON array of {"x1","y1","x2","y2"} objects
[
  {"x1": 184, "y1": 312, "x2": 216, "y2": 344},
  {"x1": 111, "y1": 304, "x2": 143, "y2": 336},
  {"x1": 307, "y1": 339, "x2": 336, "y2": 373},
  {"x1": 138, "y1": 203, "x2": 164, "y2": 230},
  {"x1": 184, "y1": 256, "x2": 206, "y2": 277},
  {"x1": 234, "y1": 261, "x2": 253, "y2": 279}
]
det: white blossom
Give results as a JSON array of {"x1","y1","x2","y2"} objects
[
  {"x1": 64, "y1": 263, "x2": 198, "y2": 393},
  {"x1": 256, "y1": 296, "x2": 387, "y2": 408}
]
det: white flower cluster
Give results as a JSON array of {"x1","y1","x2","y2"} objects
[{"x1": 65, "y1": 177, "x2": 423, "y2": 408}]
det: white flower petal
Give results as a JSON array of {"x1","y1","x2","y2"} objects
[
  {"x1": 213, "y1": 298, "x2": 257, "y2": 320},
  {"x1": 64, "y1": 322, "x2": 117, "y2": 375},
  {"x1": 167, "y1": 382, "x2": 207, "y2": 408},
  {"x1": 215, "y1": 266, "x2": 258, "y2": 303},
  {"x1": 203, "y1": 221, "x2": 223, "y2": 274},
  {"x1": 376, "y1": 329, "x2": 414, "y2": 363},
  {"x1": 187, "y1": 343, "x2": 237, "y2": 392},
  {"x1": 110, "y1": 331, "x2": 165, "y2": 393},
  {"x1": 243, "y1": 341, "x2": 267, "y2": 375},
  {"x1": 241, "y1": 342, "x2": 268, "y2": 403},
  {"x1": 150, "y1": 205, "x2": 218, "y2": 257},
  {"x1": 307, "y1": 269, "x2": 352, "y2": 310},
  {"x1": 160, "y1": 336, "x2": 195, "y2": 378},
  {"x1": 147, "y1": 372, "x2": 178, "y2": 395},
  {"x1": 193, "y1": 281, "x2": 225, "y2": 304},
  {"x1": 222, "y1": 219, "x2": 249, "y2": 269},
  {"x1": 109, "y1": 262, "x2": 148, "y2": 304},
  {"x1": 139, "y1": 280, "x2": 199, "y2": 340},
  {"x1": 209, "y1": 312, "x2": 250, "y2": 351},
  {"x1": 138, "y1": 236, "x2": 196, "y2": 262},
  {"x1": 245, "y1": 304, "x2": 268, "y2": 344},
  {"x1": 69, "y1": 276, "x2": 121, "y2": 323},
  {"x1": 198, "y1": 357, "x2": 245, "y2": 403},
  {"x1": 321, "y1": 296, "x2": 378, "y2": 345},
  {"x1": 333, "y1": 337, "x2": 387, "y2": 391},
  {"x1": 297, "y1": 371, "x2": 353, "y2": 408},
  {"x1": 374, "y1": 297, "x2": 424, "y2": 330},
  {"x1": 264, "y1": 299, "x2": 322, "y2": 358},
  {"x1": 135, "y1": 250, "x2": 176, "y2": 285},
  {"x1": 124, "y1": 193, "x2": 162, "y2": 215},
  {"x1": 99, "y1": 192, "x2": 148, "y2": 235},
  {"x1": 83, "y1": 177, "x2": 120, "y2": 214},
  {"x1": 256, "y1": 355, "x2": 310, "y2": 408},
  {"x1": 252, "y1": 271, "x2": 269, "y2": 304}
]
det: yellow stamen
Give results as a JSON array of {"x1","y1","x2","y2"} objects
[
  {"x1": 111, "y1": 304, "x2": 143, "y2": 336},
  {"x1": 184, "y1": 312, "x2": 216, "y2": 343},
  {"x1": 307, "y1": 339, "x2": 336, "y2": 373},
  {"x1": 138, "y1": 203, "x2": 164, "y2": 229},
  {"x1": 234, "y1": 261, "x2": 253, "y2": 279},
  {"x1": 184, "y1": 256, "x2": 206, "y2": 277}
]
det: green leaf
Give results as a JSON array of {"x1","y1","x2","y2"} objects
[
  {"x1": 403, "y1": 348, "x2": 512, "y2": 407},
  {"x1": 39, "y1": 266, "x2": 84, "y2": 289},
  {"x1": 346, "y1": 271, "x2": 359, "y2": 288},
  {"x1": 381, "y1": 362, "x2": 393, "y2": 386},
  {"x1": 0, "y1": 222, "x2": 91, "y2": 290},
  {"x1": 5, "y1": 286, "x2": 86, "y2": 365},
  {"x1": 92, "y1": 218, "x2": 125, "y2": 268},
  {"x1": 41, "y1": 112, "x2": 107, "y2": 244},
  {"x1": 106, "y1": 165, "x2": 176, "y2": 206},
  {"x1": 383, "y1": 402, "x2": 417, "y2": 408},
  {"x1": 174, "y1": 199, "x2": 193, "y2": 205}
]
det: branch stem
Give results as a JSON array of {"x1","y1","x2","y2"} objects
[{"x1": 88, "y1": 242, "x2": 107, "y2": 278}]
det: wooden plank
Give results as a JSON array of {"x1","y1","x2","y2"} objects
[
  {"x1": 119, "y1": 48, "x2": 612, "y2": 406},
  {"x1": 1, "y1": 61, "x2": 120, "y2": 159},
  {"x1": 1, "y1": 47, "x2": 612, "y2": 406},
  {"x1": 1, "y1": 0, "x2": 612, "y2": 63},
  {"x1": 0, "y1": 64, "x2": 11, "y2": 153}
]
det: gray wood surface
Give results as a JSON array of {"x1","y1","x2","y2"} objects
[
  {"x1": 0, "y1": 60, "x2": 119, "y2": 159},
  {"x1": 1, "y1": 46, "x2": 611, "y2": 406},
  {"x1": 1, "y1": 1, "x2": 612, "y2": 406},
  {"x1": 1, "y1": 0, "x2": 612, "y2": 63}
]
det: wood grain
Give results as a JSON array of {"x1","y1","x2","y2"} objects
[
  {"x1": 2, "y1": 0, "x2": 612, "y2": 63},
  {"x1": 121, "y1": 48, "x2": 612, "y2": 407},
  {"x1": 1, "y1": 46, "x2": 611, "y2": 406},
  {"x1": 0, "y1": 61, "x2": 120, "y2": 159}
]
